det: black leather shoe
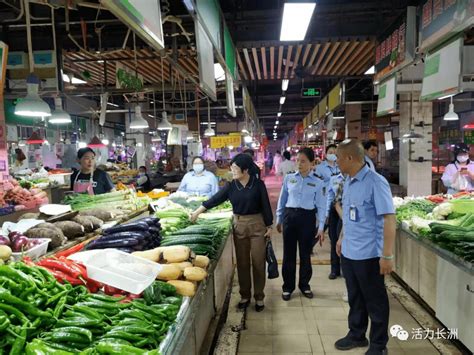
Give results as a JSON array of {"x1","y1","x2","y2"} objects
[
  {"x1": 281, "y1": 292, "x2": 291, "y2": 301},
  {"x1": 334, "y1": 335, "x2": 369, "y2": 350},
  {"x1": 328, "y1": 273, "x2": 338, "y2": 280},
  {"x1": 365, "y1": 347, "x2": 388, "y2": 355},
  {"x1": 255, "y1": 304, "x2": 265, "y2": 312},
  {"x1": 301, "y1": 289, "x2": 313, "y2": 299},
  {"x1": 237, "y1": 300, "x2": 250, "y2": 310}
]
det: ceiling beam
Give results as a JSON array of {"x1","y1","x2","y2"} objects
[
  {"x1": 329, "y1": 40, "x2": 358, "y2": 75},
  {"x1": 242, "y1": 48, "x2": 255, "y2": 81},
  {"x1": 301, "y1": 44, "x2": 312, "y2": 67},
  {"x1": 277, "y1": 45, "x2": 283, "y2": 79},
  {"x1": 306, "y1": 43, "x2": 320, "y2": 68},
  {"x1": 270, "y1": 46, "x2": 275, "y2": 80},
  {"x1": 237, "y1": 52, "x2": 248, "y2": 81},
  {"x1": 325, "y1": 40, "x2": 350, "y2": 75},
  {"x1": 311, "y1": 42, "x2": 331, "y2": 75},
  {"x1": 339, "y1": 41, "x2": 371, "y2": 74},
  {"x1": 252, "y1": 47, "x2": 262, "y2": 80},
  {"x1": 317, "y1": 41, "x2": 340, "y2": 75},
  {"x1": 283, "y1": 45, "x2": 293, "y2": 79},
  {"x1": 290, "y1": 44, "x2": 303, "y2": 79},
  {"x1": 261, "y1": 47, "x2": 268, "y2": 80},
  {"x1": 345, "y1": 41, "x2": 373, "y2": 74}
]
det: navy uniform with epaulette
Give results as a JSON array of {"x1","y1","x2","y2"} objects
[{"x1": 276, "y1": 171, "x2": 324, "y2": 295}]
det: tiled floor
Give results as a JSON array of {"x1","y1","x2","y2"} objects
[{"x1": 236, "y1": 175, "x2": 440, "y2": 355}]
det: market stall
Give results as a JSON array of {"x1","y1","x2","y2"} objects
[
  {"x1": 0, "y1": 190, "x2": 235, "y2": 354},
  {"x1": 394, "y1": 194, "x2": 474, "y2": 352}
]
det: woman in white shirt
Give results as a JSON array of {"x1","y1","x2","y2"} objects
[
  {"x1": 277, "y1": 151, "x2": 297, "y2": 178},
  {"x1": 178, "y1": 157, "x2": 218, "y2": 198}
]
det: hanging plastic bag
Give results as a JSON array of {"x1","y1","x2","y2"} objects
[
  {"x1": 266, "y1": 239, "x2": 279, "y2": 279},
  {"x1": 451, "y1": 172, "x2": 469, "y2": 191}
]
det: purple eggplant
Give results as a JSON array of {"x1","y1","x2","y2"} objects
[
  {"x1": 139, "y1": 217, "x2": 160, "y2": 226},
  {"x1": 0, "y1": 235, "x2": 10, "y2": 246},
  {"x1": 85, "y1": 237, "x2": 140, "y2": 250}
]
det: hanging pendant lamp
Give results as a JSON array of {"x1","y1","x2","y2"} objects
[
  {"x1": 204, "y1": 99, "x2": 215, "y2": 137},
  {"x1": 15, "y1": 74, "x2": 51, "y2": 117},
  {"x1": 443, "y1": 96, "x2": 459, "y2": 121},
  {"x1": 130, "y1": 106, "x2": 149, "y2": 129},
  {"x1": 157, "y1": 111, "x2": 173, "y2": 131},
  {"x1": 49, "y1": 97, "x2": 71, "y2": 124}
]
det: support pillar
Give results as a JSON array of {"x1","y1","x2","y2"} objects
[
  {"x1": 345, "y1": 104, "x2": 362, "y2": 139},
  {"x1": 399, "y1": 93, "x2": 433, "y2": 196}
]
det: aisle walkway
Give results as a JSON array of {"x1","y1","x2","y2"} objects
[{"x1": 236, "y1": 175, "x2": 442, "y2": 355}]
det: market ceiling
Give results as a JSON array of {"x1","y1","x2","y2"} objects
[{"x1": 0, "y1": 0, "x2": 423, "y2": 139}]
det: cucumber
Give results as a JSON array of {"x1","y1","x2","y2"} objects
[{"x1": 160, "y1": 236, "x2": 213, "y2": 246}]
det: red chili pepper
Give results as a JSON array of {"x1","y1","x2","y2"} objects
[
  {"x1": 57, "y1": 257, "x2": 87, "y2": 277},
  {"x1": 104, "y1": 285, "x2": 125, "y2": 296},
  {"x1": 22, "y1": 256, "x2": 34, "y2": 265},
  {"x1": 43, "y1": 267, "x2": 84, "y2": 285},
  {"x1": 36, "y1": 259, "x2": 82, "y2": 278},
  {"x1": 54, "y1": 242, "x2": 85, "y2": 258}
]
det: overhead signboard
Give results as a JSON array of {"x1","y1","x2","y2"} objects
[
  {"x1": 327, "y1": 83, "x2": 343, "y2": 112},
  {"x1": 301, "y1": 87, "x2": 321, "y2": 98},
  {"x1": 196, "y1": 0, "x2": 222, "y2": 53},
  {"x1": 195, "y1": 20, "x2": 217, "y2": 101},
  {"x1": 224, "y1": 24, "x2": 236, "y2": 80},
  {"x1": 376, "y1": 75, "x2": 397, "y2": 116},
  {"x1": 210, "y1": 135, "x2": 241, "y2": 149},
  {"x1": 420, "y1": 0, "x2": 474, "y2": 52},
  {"x1": 0, "y1": 42, "x2": 7, "y2": 94},
  {"x1": 420, "y1": 36, "x2": 462, "y2": 101},
  {"x1": 102, "y1": 0, "x2": 164, "y2": 51},
  {"x1": 226, "y1": 70, "x2": 236, "y2": 117},
  {"x1": 374, "y1": 7, "x2": 416, "y2": 83},
  {"x1": 311, "y1": 106, "x2": 318, "y2": 124},
  {"x1": 317, "y1": 97, "x2": 327, "y2": 119}
]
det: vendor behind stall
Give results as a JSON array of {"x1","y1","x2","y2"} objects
[
  {"x1": 178, "y1": 156, "x2": 218, "y2": 198},
  {"x1": 136, "y1": 166, "x2": 151, "y2": 192},
  {"x1": 70, "y1": 147, "x2": 114, "y2": 195},
  {"x1": 441, "y1": 143, "x2": 474, "y2": 194}
]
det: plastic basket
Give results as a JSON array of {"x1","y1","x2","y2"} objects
[{"x1": 11, "y1": 238, "x2": 51, "y2": 261}]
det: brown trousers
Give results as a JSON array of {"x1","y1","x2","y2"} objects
[{"x1": 233, "y1": 213, "x2": 267, "y2": 301}]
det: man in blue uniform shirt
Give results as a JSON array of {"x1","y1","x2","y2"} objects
[{"x1": 333, "y1": 139, "x2": 396, "y2": 355}]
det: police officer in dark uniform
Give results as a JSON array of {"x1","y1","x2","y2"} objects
[{"x1": 276, "y1": 147, "x2": 325, "y2": 300}]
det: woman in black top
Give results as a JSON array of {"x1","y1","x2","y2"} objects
[
  {"x1": 70, "y1": 148, "x2": 114, "y2": 195},
  {"x1": 191, "y1": 154, "x2": 273, "y2": 312}
]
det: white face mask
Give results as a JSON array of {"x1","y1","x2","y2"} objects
[
  {"x1": 193, "y1": 164, "x2": 204, "y2": 173},
  {"x1": 326, "y1": 154, "x2": 337, "y2": 162},
  {"x1": 457, "y1": 155, "x2": 469, "y2": 163}
]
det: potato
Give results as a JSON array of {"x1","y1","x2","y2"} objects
[
  {"x1": 183, "y1": 266, "x2": 207, "y2": 282},
  {"x1": 0, "y1": 245, "x2": 12, "y2": 261},
  {"x1": 167, "y1": 280, "x2": 196, "y2": 297},
  {"x1": 156, "y1": 264, "x2": 182, "y2": 281}
]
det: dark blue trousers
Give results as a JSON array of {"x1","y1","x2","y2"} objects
[
  {"x1": 282, "y1": 208, "x2": 316, "y2": 293},
  {"x1": 341, "y1": 255, "x2": 389, "y2": 351},
  {"x1": 328, "y1": 206, "x2": 342, "y2": 275}
]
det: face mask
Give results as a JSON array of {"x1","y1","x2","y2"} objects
[
  {"x1": 326, "y1": 154, "x2": 337, "y2": 162},
  {"x1": 193, "y1": 164, "x2": 204, "y2": 173},
  {"x1": 457, "y1": 155, "x2": 469, "y2": 163}
]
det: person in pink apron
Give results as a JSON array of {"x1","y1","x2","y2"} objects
[{"x1": 70, "y1": 148, "x2": 114, "y2": 195}]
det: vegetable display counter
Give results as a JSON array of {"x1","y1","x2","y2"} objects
[
  {"x1": 159, "y1": 229, "x2": 234, "y2": 355},
  {"x1": 395, "y1": 227, "x2": 474, "y2": 352}
]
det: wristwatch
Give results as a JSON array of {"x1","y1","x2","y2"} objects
[{"x1": 381, "y1": 255, "x2": 394, "y2": 260}]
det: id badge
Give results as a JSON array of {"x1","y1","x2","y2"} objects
[{"x1": 349, "y1": 205, "x2": 358, "y2": 221}]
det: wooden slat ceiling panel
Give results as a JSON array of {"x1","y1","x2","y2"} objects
[
  {"x1": 236, "y1": 52, "x2": 248, "y2": 81},
  {"x1": 236, "y1": 39, "x2": 375, "y2": 80}
]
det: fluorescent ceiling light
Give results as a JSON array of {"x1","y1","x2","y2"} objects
[
  {"x1": 364, "y1": 65, "x2": 375, "y2": 75},
  {"x1": 157, "y1": 111, "x2": 173, "y2": 131},
  {"x1": 280, "y1": 2, "x2": 316, "y2": 41},
  {"x1": 15, "y1": 75, "x2": 51, "y2": 117},
  {"x1": 107, "y1": 102, "x2": 119, "y2": 107},
  {"x1": 282, "y1": 79, "x2": 289, "y2": 91},
  {"x1": 214, "y1": 63, "x2": 225, "y2": 81},
  {"x1": 130, "y1": 106, "x2": 149, "y2": 129},
  {"x1": 333, "y1": 116, "x2": 345, "y2": 120},
  {"x1": 280, "y1": 96, "x2": 286, "y2": 105},
  {"x1": 276, "y1": 120, "x2": 279, "y2": 125},
  {"x1": 61, "y1": 71, "x2": 87, "y2": 84},
  {"x1": 78, "y1": 141, "x2": 87, "y2": 148},
  {"x1": 183, "y1": 0, "x2": 195, "y2": 12},
  {"x1": 438, "y1": 94, "x2": 454, "y2": 100},
  {"x1": 49, "y1": 97, "x2": 71, "y2": 124},
  {"x1": 244, "y1": 135, "x2": 253, "y2": 143},
  {"x1": 277, "y1": 112, "x2": 282, "y2": 117},
  {"x1": 101, "y1": 139, "x2": 110, "y2": 145},
  {"x1": 274, "y1": 125, "x2": 277, "y2": 129},
  {"x1": 444, "y1": 97, "x2": 459, "y2": 121},
  {"x1": 200, "y1": 122, "x2": 217, "y2": 126}
]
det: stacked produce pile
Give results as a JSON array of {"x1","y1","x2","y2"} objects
[
  {"x1": 85, "y1": 217, "x2": 161, "y2": 253},
  {"x1": 133, "y1": 246, "x2": 210, "y2": 297},
  {"x1": 168, "y1": 195, "x2": 232, "y2": 212},
  {"x1": 0, "y1": 178, "x2": 48, "y2": 215},
  {"x1": 395, "y1": 194, "x2": 474, "y2": 262},
  {"x1": 63, "y1": 190, "x2": 149, "y2": 213}
]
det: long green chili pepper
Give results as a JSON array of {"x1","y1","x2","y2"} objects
[
  {"x1": 0, "y1": 303, "x2": 30, "y2": 324},
  {"x1": 53, "y1": 295, "x2": 68, "y2": 319},
  {"x1": 9, "y1": 326, "x2": 27, "y2": 355},
  {"x1": 0, "y1": 287, "x2": 52, "y2": 318}
]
